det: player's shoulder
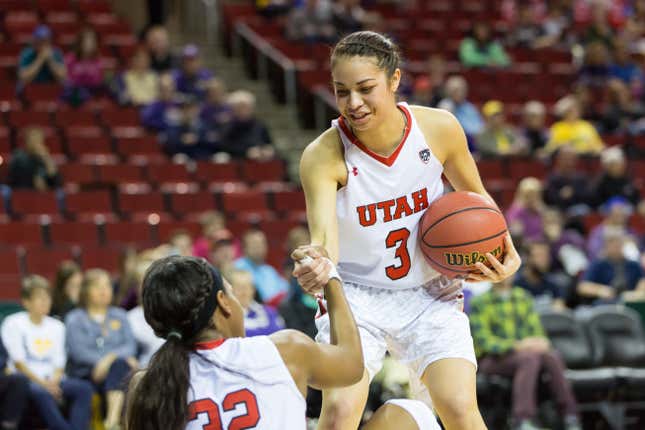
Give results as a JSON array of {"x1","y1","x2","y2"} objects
[
  {"x1": 303, "y1": 127, "x2": 343, "y2": 159},
  {"x1": 409, "y1": 105, "x2": 461, "y2": 131},
  {"x1": 270, "y1": 329, "x2": 315, "y2": 361}
]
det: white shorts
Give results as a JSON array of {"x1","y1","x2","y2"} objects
[{"x1": 315, "y1": 278, "x2": 477, "y2": 392}]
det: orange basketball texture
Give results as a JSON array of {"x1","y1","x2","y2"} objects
[{"x1": 418, "y1": 191, "x2": 507, "y2": 278}]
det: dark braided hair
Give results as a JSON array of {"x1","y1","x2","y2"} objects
[
  {"x1": 126, "y1": 256, "x2": 221, "y2": 430},
  {"x1": 331, "y1": 31, "x2": 401, "y2": 79}
]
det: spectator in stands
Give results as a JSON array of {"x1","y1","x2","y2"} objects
[
  {"x1": 470, "y1": 277, "x2": 581, "y2": 430},
  {"x1": 0, "y1": 336, "x2": 28, "y2": 430},
  {"x1": 286, "y1": 0, "x2": 336, "y2": 44},
  {"x1": 200, "y1": 78, "x2": 233, "y2": 151},
  {"x1": 517, "y1": 101, "x2": 549, "y2": 155},
  {"x1": 1, "y1": 275, "x2": 94, "y2": 430},
  {"x1": 127, "y1": 259, "x2": 164, "y2": 367},
  {"x1": 65, "y1": 269, "x2": 138, "y2": 430},
  {"x1": 600, "y1": 78, "x2": 645, "y2": 134},
  {"x1": 172, "y1": 45, "x2": 213, "y2": 99},
  {"x1": 438, "y1": 76, "x2": 484, "y2": 145},
  {"x1": 590, "y1": 146, "x2": 640, "y2": 208},
  {"x1": 234, "y1": 229, "x2": 289, "y2": 306},
  {"x1": 167, "y1": 229, "x2": 193, "y2": 257},
  {"x1": 114, "y1": 248, "x2": 140, "y2": 310},
  {"x1": 507, "y1": 4, "x2": 547, "y2": 48},
  {"x1": 543, "y1": 208, "x2": 590, "y2": 278},
  {"x1": 51, "y1": 261, "x2": 83, "y2": 321},
  {"x1": 587, "y1": 196, "x2": 639, "y2": 260},
  {"x1": 119, "y1": 46, "x2": 158, "y2": 106},
  {"x1": 515, "y1": 240, "x2": 568, "y2": 310},
  {"x1": 545, "y1": 95, "x2": 604, "y2": 155},
  {"x1": 160, "y1": 96, "x2": 213, "y2": 160},
  {"x1": 583, "y1": 2, "x2": 615, "y2": 48},
  {"x1": 506, "y1": 177, "x2": 546, "y2": 241},
  {"x1": 411, "y1": 54, "x2": 447, "y2": 108},
  {"x1": 332, "y1": 0, "x2": 368, "y2": 36},
  {"x1": 256, "y1": 0, "x2": 292, "y2": 19},
  {"x1": 18, "y1": 25, "x2": 66, "y2": 89},
  {"x1": 623, "y1": 0, "x2": 645, "y2": 46},
  {"x1": 209, "y1": 229, "x2": 237, "y2": 274},
  {"x1": 538, "y1": 2, "x2": 571, "y2": 49},
  {"x1": 222, "y1": 90, "x2": 275, "y2": 160},
  {"x1": 544, "y1": 145, "x2": 589, "y2": 212},
  {"x1": 193, "y1": 210, "x2": 238, "y2": 260},
  {"x1": 7, "y1": 127, "x2": 61, "y2": 190},
  {"x1": 145, "y1": 26, "x2": 175, "y2": 73},
  {"x1": 476, "y1": 100, "x2": 524, "y2": 157},
  {"x1": 230, "y1": 270, "x2": 285, "y2": 337},
  {"x1": 578, "y1": 41, "x2": 612, "y2": 88},
  {"x1": 609, "y1": 38, "x2": 643, "y2": 88},
  {"x1": 141, "y1": 73, "x2": 180, "y2": 132},
  {"x1": 64, "y1": 28, "x2": 105, "y2": 106},
  {"x1": 459, "y1": 22, "x2": 511, "y2": 68},
  {"x1": 578, "y1": 227, "x2": 645, "y2": 303}
]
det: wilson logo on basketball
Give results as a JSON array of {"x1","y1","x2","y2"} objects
[{"x1": 443, "y1": 247, "x2": 503, "y2": 267}]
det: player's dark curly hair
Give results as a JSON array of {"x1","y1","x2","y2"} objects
[
  {"x1": 125, "y1": 256, "x2": 222, "y2": 430},
  {"x1": 331, "y1": 31, "x2": 401, "y2": 79}
]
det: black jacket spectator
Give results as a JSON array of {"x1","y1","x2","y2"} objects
[
  {"x1": 8, "y1": 128, "x2": 61, "y2": 190},
  {"x1": 589, "y1": 147, "x2": 640, "y2": 208},
  {"x1": 544, "y1": 146, "x2": 588, "y2": 211}
]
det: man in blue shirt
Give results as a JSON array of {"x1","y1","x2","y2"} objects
[
  {"x1": 18, "y1": 25, "x2": 66, "y2": 89},
  {"x1": 438, "y1": 75, "x2": 484, "y2": 149},
  {"x1": 234, "y1": 229, "x2": 289, "y2": 306},
  {"x1": 172, "y1": 44, "x2": 213, "y2": 99}
]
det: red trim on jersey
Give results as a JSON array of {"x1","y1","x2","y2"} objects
[
  {"x1": 337, "y1": 104, "x2": 412, "y2": 167},
  {"x1": 194, "y1": 338, "x2": 226, "y2": 350}
]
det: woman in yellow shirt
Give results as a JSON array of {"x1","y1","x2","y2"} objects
[{"x1": 546, "y1": 95, "x2": 604, "y2": 154}]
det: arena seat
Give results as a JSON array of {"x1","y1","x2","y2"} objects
[
  {"x1": 221, "y1": 190, "x2": 269, "y2": 215},
  {"x1": 168, "y1": 191, "x2": 218, "y2": 217},
  {"x1": 23, "y1": 85, "x2": 63, "y2": 103},
  {"x1": 194, "y1": 161, "x2": 241, "y2": 184},
  {"x1": 23, "y1": 246, "x2": 76, "y2": 277},
  {"x1": 8, "y1": 111, "x2": 52, "y2": 128},
  {"x1": 78, "y1": 0, "x2": 112, "y2": 14},
  {"x1": 10, "y1": 190, "x2": 61, "y2": 219},
  {"x1": 56, "y1": 110, "x2": 98, "y2": 127},
  {"x1": 38, "y1": 0, "x2": 75, "y2": 12},
  {"x1": 116, "y1": 136, "x2": 164, "y2": 161},
  {"x1": 508, "y1": 158, "x2": 548, "y2": 181},
  {"x1": 271, "y1": 190, "x2": 306, "y2": 212},
  {"x1": 118, "y1": 191, "x2": 167, "y2": 217},
  {"x1": 65, "y1": 190, "x2": 114, "y2": 219},
  {"x1": 103, "y1": 221, "x2": 152, "y2": 245},
  {"x1": 0, "y1": 86, "x2": 21, "y2": 111},
  {"x1": 0, "y1": 223, "x2": 43, "y2": 246},
  {"x1": 241, "y1": 159, "x2": 286, "y2": 183},
  {"x1": 80, "y1": 245, "x2": 123, "y2": 273},
  {"x1": 147, "y1": 163, "x2": 193, "y2": 186},
  {"x1": 64, "y1": 125, "x2": 105, "y2": 140},
  {"x1": 49, "y1": 221, "x2": 100, "y2": 246},
  {"x1": 96, "y1": 164, "x2": 145, "y2": 184},
  {"x1": 59, "y1": 163, "x2": 97, "y2": 187},
  {"x1": 156, "y1": 221, "x2": 202, "y2": 243},
  {"x1": 101, "y1": 108, "x2": 141, "y2": 127}
]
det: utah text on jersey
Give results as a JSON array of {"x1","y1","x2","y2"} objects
[{"x1": 356, "y1": 187, "x2": 429, "y2": 227}]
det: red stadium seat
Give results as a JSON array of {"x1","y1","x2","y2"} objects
[
  {"x1": 67, "y1": 137, "x2": 113, "y2": 158},
  {"x1": 194, "y1": 161, "x2": 241, "y2": 184},
  {"x1": 118, "y1": 191, "x2": 166, "y2": 215},
  {"x1": 46, "y1": 20, "x2": 80, "y2": 36},
  {"x1": 97, "y1": 164, "x2": 144, "y2": 184},
  {"x1": 508, "y1": 159, "x2": 548, "y2": 181},
  {"x1": 65, "y1": 191, "x2": 114, "y2": 218},
  {"x1": 272, "y1": 190, "x2": 306, "y2": 212},
  {"x1": 4, "y1": 12, "x2": 39, "y2": 34},
  {"x1": 168, "y1": 191, "x2": 218, "y2": 217},
  {"x1": 23, "y1": 85, "x2": 63, "y2": 103},
  {"x1": 56, "y1": 110, "x2": 97, "y2": 127},
  {"x1": 0, "y1": 248, "x2": 21, "y2": 276},
  {"x1": 241, "y1": 160, "x2": 286, "y2": 183},
  {"x1": 23, "y1": 247, "x2": 76, "y2": 277},
  {"x1": 59, "y1": 163, "x2": 97, "y2": 186},
  {"x1": 101, "y1": 108, "x2": 140, "y2": 127},
  {"x1": 37, "y1": 0, "x2": 74, "y2": 11},
  {"x1": 0, "y1": 0, "x2": 33, "y2": 11},
  {"x1": 103, "y1": 222, "x2": 152, "y2": 245},
  {"x1": 258, "y1": 219, "x2": 300, "y2": 244},
  {"x1": 8, "y1": 111, "x2": 52, "y2": 128},
  {"x1": 49, "y1": 222, "x2": 100, "y2": 246},
  {"x1": 80, "y1": 246, "x2": 123, "y2": 273},
  {"x1": 0, "y1": 127, "x2": 11, "y2": 153},
  {"x1": 221, "y1": 190, "x2": 268, "y2": 214},
  {"x1": 155, "y1": 221, "x2": 202, "y2": 243},
  {"x1": 78, "y1": 0, "x2": 112, "y2": 14},
  {"x1": 64, "y1": 126, "x2": 104, "y2": 139},
  {"x1": 116, "y1": 136, "x2": 163, "y2": 158},
  {"x1": 0, "y1": 223, "x2": 44, "y2": 246},
  {"x1": 11, "y1": 191, "x2": 60, "y2": 218},
  {"x1": 147, "y1": 163, "x2": 193, "y2": 185},
  {"x1": 0, "y1": 86, "x2": 21, "y2": 111},
  {"x1": 477, "y1": 159, "x2": 505, "y2": 181},
  {"x1": 0, "y1": 43, "x2": 22, "y2": 68}
]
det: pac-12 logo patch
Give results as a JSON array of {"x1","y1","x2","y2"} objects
[{"x1": 419, "y1": 149, "x2": 431, "y2": 163}]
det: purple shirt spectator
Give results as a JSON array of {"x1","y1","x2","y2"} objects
[
  {"x1": 506, "y1": 204, "x2": 544, "y2": 240},
  {"x1": 141, "y1": 100, "x2": 181, "y2": 132},
  {"x1": 244, "y1": 302, "x2": 285, "y2": 337},
  {"x1": 172, "y1": 45, "x2": 213, "y2": 98}
]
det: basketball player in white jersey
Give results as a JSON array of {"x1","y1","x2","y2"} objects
[
  {"x1": 294, "y1": 31, "x2": 522, "y2": 430},
  {"x1": 125, "y1": 254, "x2": 441, "y2": 430}
]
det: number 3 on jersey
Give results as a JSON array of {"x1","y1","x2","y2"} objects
[
  {"x1": 385, "y1": 228, "x2": 411, "y2": 280},
  {"x1": 188, "y1": 389, "x2": 260, "y2": 430}
]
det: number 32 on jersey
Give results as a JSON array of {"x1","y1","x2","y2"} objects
[{"x1": 188, "y1": 389, "x2": 260, "y2": 430}]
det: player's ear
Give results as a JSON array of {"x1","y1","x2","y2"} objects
[
  {"x1": 216, "y1": 290, "x2": 232, "y2": 317},
  {"x1": 389, "y1": 68, "x2": 401, "y2": 93}
]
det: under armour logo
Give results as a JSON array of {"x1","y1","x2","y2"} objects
[{"x1": 352, "y1": 167, "x2": 359, "y2": 176}]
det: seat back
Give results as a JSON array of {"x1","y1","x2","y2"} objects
[
  {"x1": 586, "y1": 305, "x2": 645, "y2": 367},
  {"x1": 540, "y1": 309, "x2": 596, "y2": 369}
]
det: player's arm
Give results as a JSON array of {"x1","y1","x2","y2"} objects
[
  {"x1": 272, "y1": 251, "x2": 363, "y2": 392},
  {"x1": 299, "y1": 129, "x2": 344, "y2": 262}
]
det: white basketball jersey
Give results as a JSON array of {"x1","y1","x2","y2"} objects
[
  {"x1": 186, "y1": 336, "x2": 306, "y2": 430},
  {"x1": 334, "y1": 102, "x2": 444, "y2": 289}
]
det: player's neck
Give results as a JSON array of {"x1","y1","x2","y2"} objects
[
  {"x1": 353, "y1": 106, "x2": 406, "y2": 157},
  {"x1": 195, "y1": 328, "x2": 228, "y2": 343}
]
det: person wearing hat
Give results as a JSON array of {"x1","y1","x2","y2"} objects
[
  {"x1": 160, "y1": 95, "x2": 215, "y2": 160},
  {"x1": 18, "y1": 25, "x2": 66, "y2": 88},
  {"x1": 476, "y1": 100, "x2": 523, "y2": 157},
  {"x1": 171, "y1": 44, "x2": 213, "y2": 99}
]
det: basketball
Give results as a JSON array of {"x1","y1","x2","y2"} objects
[{"x1": 418, "y1": 191, "x2": 508, "y2": 278}]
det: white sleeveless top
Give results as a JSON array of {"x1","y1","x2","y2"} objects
[
  {"x1": 334, "y1": 102, "x2": 444, "y2": 289},
  {"x1": 186, "y1": 336, "x2": 306, "y2": 430}
]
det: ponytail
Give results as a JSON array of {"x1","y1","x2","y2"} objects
[{"x1": 126, "y1": 337, "x2": 191, "y2": 430}]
